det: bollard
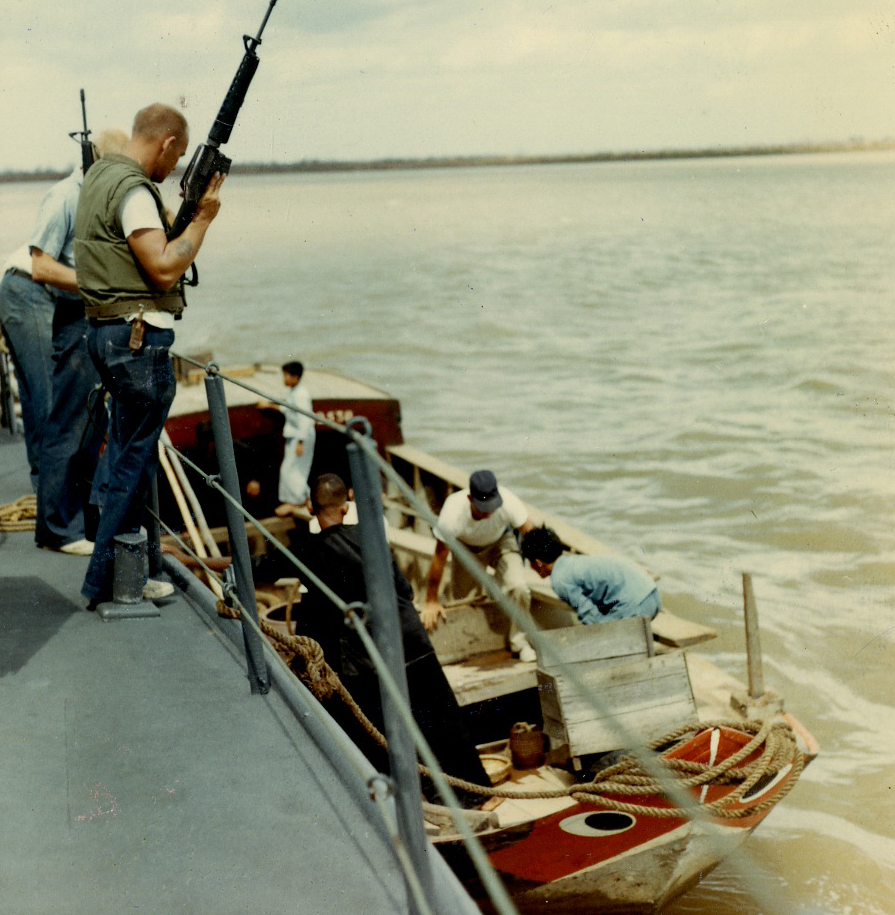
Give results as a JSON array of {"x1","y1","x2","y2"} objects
[
  {"x1": 97, "y1": 531, "x2": 161, "y2": 620},
  {"x1": 112, "y1": 531, "x2": 147, "y2": 603}
]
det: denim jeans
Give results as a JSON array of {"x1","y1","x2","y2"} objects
[
  {"x1": 0, "y1": 270, "x2": 55, "y2": 490},
  {"x1": 82, "y1": 322, "x2": 176, "y2": 601},
  {"x1": 35, "y1": 302, "x2": 106, "y2": 548}
]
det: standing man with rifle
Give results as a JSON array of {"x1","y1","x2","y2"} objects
[
  {"x1": 74, "y1": 103, "x2": 224, "y2": 608},
  {"x1": 75, "y1": 0, "x2": 278, "y2": 608}
]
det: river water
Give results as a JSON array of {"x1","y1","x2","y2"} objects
[{"x1": 2, "y1": 151, "x2": 893, "y2": 914}]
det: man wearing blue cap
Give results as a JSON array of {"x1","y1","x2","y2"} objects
[{"x1": 422, "y1": 469, "x2": 536, "y2": 661}]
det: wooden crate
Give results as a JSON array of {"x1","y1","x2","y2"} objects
[{"x1": 536, "y1": 620, "x2": 697, "y2": 759}]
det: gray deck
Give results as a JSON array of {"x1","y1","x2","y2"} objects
[{"x1": 0, "y1": 436, "x2": 478, "y2": 914}]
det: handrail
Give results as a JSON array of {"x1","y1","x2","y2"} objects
[
  {"x1": 150, "y1": 464, "x2": 518, "y2": 915},
  {"x1": 159, "y1": 354, "x2": 802, "y2": 915}
]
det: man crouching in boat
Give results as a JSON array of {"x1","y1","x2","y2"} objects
[
  {"x1": 422, "y1": 470, "x2": 537, "y2": 662},
  {"x1": 297, "y1": 473, "x2": 490, "y2": 807},
  {"x1": 522, "y1": 527, "x2": 662, "y2": 623},
  {"x1": 74, "y1": 103, "x2": 225, "y2": 608}
]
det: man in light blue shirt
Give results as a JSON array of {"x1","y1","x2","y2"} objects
[{"x1": 521, "y1": 527, "x2": 661, "y2": 624}]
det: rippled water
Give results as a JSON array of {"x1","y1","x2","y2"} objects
[{"x1": 3, "y1": 151, "x2": 893, "y2": 913}]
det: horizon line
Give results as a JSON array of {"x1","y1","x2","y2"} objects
[{"x1": 2, "y1": 138, "x2": 892, "y2": 184}]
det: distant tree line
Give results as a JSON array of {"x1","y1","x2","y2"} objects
[{"x1": 3, "y1": 139, "x2": 893, "y2": 184}]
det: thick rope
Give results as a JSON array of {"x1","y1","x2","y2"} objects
[
  {"x1": 0, "y1": 495, "x2": 36, "y2": 532},
  {"x1": 217, "y1": 597, "x2": 804, "y2": 821}
]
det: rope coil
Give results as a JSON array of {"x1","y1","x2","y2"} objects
[
  {"x1": 0, "y1": 495, "x2": 36, "y2": 532},
  {"x1": 216, "y1": 597, "x2": 804, "y2": 821}
]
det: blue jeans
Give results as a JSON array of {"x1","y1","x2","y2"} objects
[
  {"x1": 82, "y1": 322, "x2": 176, "y2": 601},
  {"x1": 35, "y1": 302, "x2": 106, "y2": 548},
  {"x1": 0, "y1": 270, "x2": 55, "y2": 490}
]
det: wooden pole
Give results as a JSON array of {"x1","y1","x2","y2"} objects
[
  {"x1": 160, "y1": 430, "x2": 223, "y2": 559},
  {"x1": 158, "y1": 442, "x2": 224, "y2": 600},
  {"x1": 742, "y1": 572, "x2": 765, "y2": 699}
]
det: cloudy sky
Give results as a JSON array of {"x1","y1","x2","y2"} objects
[{"x1": 2, "y1": 0, "x2": 893, "y2": 173}]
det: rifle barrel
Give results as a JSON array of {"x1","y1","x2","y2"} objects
[{"x1": 254, "y1": 0, "x2": 278, "y2": 44}]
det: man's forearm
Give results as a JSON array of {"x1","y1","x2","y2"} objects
[
  {"x1": 31, "y1": 250, "x2": 78, "y2": 292},
  {"x1": 425, "y1": 542, "x2": 448, "y2": 603}
]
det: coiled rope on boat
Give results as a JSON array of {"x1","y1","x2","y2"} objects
[
  {"x1": 0, "y1": 495, "x2": 36, "y2": 532},
  {"x1": 217, "y1": 598, "x2": 804, "y2": 820}
]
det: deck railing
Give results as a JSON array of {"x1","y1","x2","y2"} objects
[
  {"x1": 154, "y1": 356, "x2": 519, "y2": 915},
  {"x1": 152, "y1": 355, "x2": 802, "y2": 915}
]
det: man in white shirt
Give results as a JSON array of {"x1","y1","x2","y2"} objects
[{"x1": 422, "y1": 469, "x2": 536, "y2": 661}]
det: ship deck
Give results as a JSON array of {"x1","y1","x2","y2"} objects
[{"x1": 0, "y1": 434, "x2": 475, "y2": 915}]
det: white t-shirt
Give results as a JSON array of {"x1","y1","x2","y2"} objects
[
  {"x1": 434, "y1": 487, "x2": 528, "y2": 548},
  {"x1": 118, "y1": 186, "x2": 174, "y2": 329}
]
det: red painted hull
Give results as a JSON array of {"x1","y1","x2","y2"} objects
[{"x1": 438, "y1": 722, "x2": 812, "y2": 914}]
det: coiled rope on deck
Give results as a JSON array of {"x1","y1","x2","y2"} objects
[
  {"x1": 0, "y1": 494, "x2": 36, "y2": 532},
  {"x1": 216, "y1": 598, "x2": 804, "y2": 821}
]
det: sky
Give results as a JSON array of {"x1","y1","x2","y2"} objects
[{"x1": 1, "y1": 0, "x2": 894, "y2": 173}]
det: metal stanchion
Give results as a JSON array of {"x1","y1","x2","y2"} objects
[
  {"x1": 204, "y1": 368, "x2": 270, "y2": 694},
  {"x1": 346, "y1": 419, "x2": 434, "y2": 912},
  {"x1": 147, "y1": 475, "x2": 163, "y2": 580}
]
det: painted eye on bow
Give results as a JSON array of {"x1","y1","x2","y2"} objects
[
  {"x1": 741, "y1": 764, "x2": 793, "y2": 802},
  {"x1": 558, "y1": 811, "x2": 637, "y2": 837}
]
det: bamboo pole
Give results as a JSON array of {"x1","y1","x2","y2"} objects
[
  {"x1": 160, "y1": 430, "x2": 222, "y2": 559},
  {"x1": 158, "y1": 442, "x2": 224, "y2": 600}
]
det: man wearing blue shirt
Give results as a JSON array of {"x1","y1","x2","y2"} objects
[
  {"x1": 522, "y1": 527, "x2": 661, "y2": 624},
  {"x1": 32, "y1": 130, "x2": 128, "y2": 555}
]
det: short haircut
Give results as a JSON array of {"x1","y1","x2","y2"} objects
[
  {"x1": 310, "y1": 473, "x2": 349, "y2": 514},
  {"x1": 132, "y1": 103, "x2": 188, "y2": 142},
  {"x1": 282, "y1": 360, "x2": 304, "y2": 379},
  {"x1": 521, "y1": 526, "x2": 565, "y2": 564},
  {"x1": 94, "y1": 128, "x2": 129, "y2": 158}
]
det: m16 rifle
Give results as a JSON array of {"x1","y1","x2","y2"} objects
[
  {"x1": 69, "y1": 89, "x2": 94, "y2": 174},
  {"x1": 168, "y1": 0, "x2": 279, "y2": 243}
]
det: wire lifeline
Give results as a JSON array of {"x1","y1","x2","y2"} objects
[
  {"x1": 163, "y1": 375, "x2": 806, "y2": 823},
  {"x1": 155, "y1": 488, "x2": 804, "y2": 825},
  {"x1": 162, "y1": 360, "x2": 809, "y2": 915},
  {"x1": 153, "y1": 510, "x2": 509, "y2": 915}
]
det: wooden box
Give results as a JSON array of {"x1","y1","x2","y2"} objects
[{"x1": 536, "y1": 619, "x2": 697, "y2": 759}]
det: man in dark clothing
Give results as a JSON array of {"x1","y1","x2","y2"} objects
[{"x1": 295, "y1": 473, "x2": 489, "y2": 806}]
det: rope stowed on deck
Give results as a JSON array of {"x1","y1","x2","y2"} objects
[
  {"x1": 0, "y1": 494, "x2": 36, "y2": 532},
  {"x1": 215, "y1": 597, "x2": 804, "y2": 822}
]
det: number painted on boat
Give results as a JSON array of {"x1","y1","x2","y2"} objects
[{"x1": 322, "y1": 409, "x2": 355, "y2": 424}]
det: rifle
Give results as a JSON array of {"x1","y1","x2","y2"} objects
[
  {"x1": 168, "y1": 0, "x2": 278, "y2": 242},
  {"x1": 68, "y1": 89, "x2": 94, "y2": 174}
]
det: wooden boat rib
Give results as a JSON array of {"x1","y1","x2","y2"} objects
[{"x1": 163, "y1": 361, "x2": 819, "y2": 915}]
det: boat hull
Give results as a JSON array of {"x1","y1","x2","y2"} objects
[{"x1": 436, "y1": 723, "x2": 810, "y2": 914}]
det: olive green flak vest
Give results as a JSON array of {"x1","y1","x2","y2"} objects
[{"x1": 74, "y1": 153, "x2": 185, "y2": 320}]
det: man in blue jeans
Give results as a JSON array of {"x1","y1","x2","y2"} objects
[
  {"x1": 74, "y1": 103, "x2": 225, "y2": 607},
  {"x1": 32, "y1": 130, "x2": 128, "y2": 555},
  {"x1": 0, "y1": 247, "x2": 55, "y2": 491},
  {"x1": 521, "y1": 527, "x2": 662, "y2": 624}
]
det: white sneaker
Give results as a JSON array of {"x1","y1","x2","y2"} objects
[
  {"x1": 143, "y1": 579, "x2": 174, "y2": 600},
  {"x1": 58, "y1": 539, "x2": 94, "y2": 555}
]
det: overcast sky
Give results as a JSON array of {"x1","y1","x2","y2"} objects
[{"x1": 2, "y1": 0, "x2": 893, "y2": 173}]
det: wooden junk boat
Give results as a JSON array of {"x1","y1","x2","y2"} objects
[{"x1": 163, "y1": 360, "x2": 819, "y2": 915}]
